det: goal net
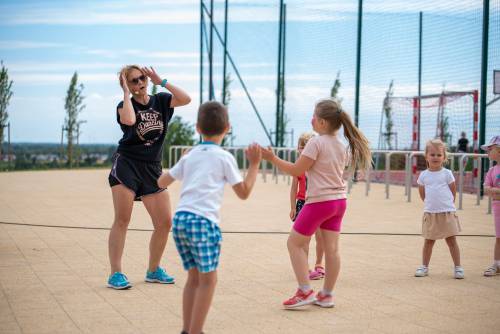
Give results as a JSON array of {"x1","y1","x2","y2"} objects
[{"x1": 379, "y1": 91, "x2": 478, "y2": 152}]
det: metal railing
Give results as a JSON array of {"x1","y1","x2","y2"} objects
[{"x1": 168, "y1": 146, "x2": 491, "y2": 213}]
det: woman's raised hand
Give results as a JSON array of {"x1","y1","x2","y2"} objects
[{"x1": 142, "y1": 66, "x2": 162, "y2": 86}]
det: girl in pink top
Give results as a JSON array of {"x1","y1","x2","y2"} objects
[
  {"x1": 262, "y1": 98, "x2": 371, "y2": 309},
  {"x1": 482, "y1": 136, "x2": 500, "y2": 277}
]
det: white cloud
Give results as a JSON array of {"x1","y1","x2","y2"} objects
[
  {"x1": 85, "y1": 49, "x2": 118, "y2": 58},
  {"x1": 292, "y1": 0, "x2": 483, "y2": 15},
  {"x1": 7, "y1": 62, "x2": 121, "y2": 72},
  {"x1": 0, "y1": 40, "x2": 67, "y2": 49},
  {"x1": 8, "y1": 71, "x2": 332, "y2": 86},
  {"x1": 363, "y1": 1, "x2": 482, "y2": 14},
  {"x1": 123, "y1": 50, "x2": 198, "y2": 58},
  {"x1": 0, "y1": 0, "x2": 483, "y2": 26},
  {"x1": 6, "y1": 60, "x2": 273, "y2": 73},
  {"x1": 87, "y1": 93, "x2": 105, "y2": 100},
  {"x1": 10, "y1": 73, "x2": 115, "y2": 84},
  {"x1": 84, "y1": 48, "x2": 201, "y2": 60}
]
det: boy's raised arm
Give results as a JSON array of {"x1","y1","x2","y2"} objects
[{"x1": 261, "y1": 146, "x2": 314, "y2": 177}]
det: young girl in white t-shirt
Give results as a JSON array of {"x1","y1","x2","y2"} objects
[{"x1": 415, "y1": 139, "x2": 464, "y2": 279}]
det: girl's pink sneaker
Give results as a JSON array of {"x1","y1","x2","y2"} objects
[
  {"x1": 283, "y1": 289, "x2": 315, "y2": 309},
  {"x1": 314, "y1": 291, "x2": 335, "y2": 308},
  {"x1": 309, "y1": 265, "x2": 325, "y2": 280}
]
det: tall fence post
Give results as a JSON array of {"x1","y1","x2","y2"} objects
[
  {"x1": 479, "y1": 1, "x2": 489, "y2": 196},
  {"x1": 354, "y1": 0, "x2": 363, "y2": 127}
]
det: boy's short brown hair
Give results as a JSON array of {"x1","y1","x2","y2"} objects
[{"x1": 197, "y1": 101, "x2": 229, "y2": 136}]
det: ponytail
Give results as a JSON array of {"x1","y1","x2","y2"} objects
[
  {"x1": 339, "y1": 111, "x2": 372, "y2": 171},
  {"x1": 315, "y1": 98, "x2": 372, "y2": 172}
]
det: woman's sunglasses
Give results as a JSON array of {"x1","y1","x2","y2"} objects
[{"x1": 128, "y1": 74, "x2": 147, "y2": 85}]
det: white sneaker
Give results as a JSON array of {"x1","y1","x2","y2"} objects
[
  {"x1": 484, "y1": 264, "x2": 499, "y2": 277},
  {"x1": 415, "y1": 266, "x2": 428, "y2": 277},
  {"x1": 454, "y1": 266, "x2": 464, "y2": 279}
]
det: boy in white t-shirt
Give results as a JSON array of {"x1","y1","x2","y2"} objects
[{"x1": 157, "y1": 101, "x2": 261, "y2": 334}]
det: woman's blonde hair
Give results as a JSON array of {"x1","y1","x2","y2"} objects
[
  {"x1": 118, "y1": 64, "x2": 144, "y2": 88},
  {"x1": 315, "y1": 98, "x2": 372, "y2": 171},
  {"x1": 298, "y1": 132, "x2": 314, "y2": 148},
  {"x1": 424, "y1": 139, "x2": 449, "y2": 165}
]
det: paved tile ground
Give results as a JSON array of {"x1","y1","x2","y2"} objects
[{"x1": 0, "y1": 169, "x2": 498, "y2": 334}]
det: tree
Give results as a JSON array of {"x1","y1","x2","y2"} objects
[
  {"x1": 222, "y1": 72, "x2": 235, "y2": 146},
  {"x1": 151, "y1": 84, "x2": 158, "y2": 95},
  {"x1": 441, "y1": 115, "x2": 452, "y2": 146},
  {"x1": 330, "y1": 71, "x2": 342, "y2": 101},
  {"x1": 222, "y1": 72, "x2": 232, "y2": 106},
  {"x1": 438, "y1": 90, "x2": 452, "y2": 146},
  {"x1": 163, "y1": 115, "x2": 196, "y2": 166},
  {"x1": 0, "y1": 61, "x2": 13, "y2": 160},
  {"x1": 383, "y1": 80, "x2": 395, "y2": 149},
  {"x1": 64, "y1": 72, "x2": 85, "y2": 168}
]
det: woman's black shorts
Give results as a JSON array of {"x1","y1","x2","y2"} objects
[{"x1": 108, "y1": 153, "x2": 164, "y2": 201}]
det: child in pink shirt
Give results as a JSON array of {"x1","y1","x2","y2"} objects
[
  {"x1": 262, "y1": 98, "x2": 371, "y2": 309},
  {"x1": 482, "y1": 135, "x2": 500, "y2": 277}
]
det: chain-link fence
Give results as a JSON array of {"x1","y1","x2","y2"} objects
[{"x1": 200, "y1": 0, "x2": 499, "y2": 149}]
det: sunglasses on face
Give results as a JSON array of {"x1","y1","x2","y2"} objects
[{"x1": 128, "y1": 74, "x2": 147, "y2": 85}]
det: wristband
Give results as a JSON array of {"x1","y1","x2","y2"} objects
[{"x1": 161, "y1": 79, "x2": 168, "y2": 88}]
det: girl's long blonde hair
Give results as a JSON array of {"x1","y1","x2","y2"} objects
[{"x1": 315, "y1": 98, "x2": 372, "y2": 171}]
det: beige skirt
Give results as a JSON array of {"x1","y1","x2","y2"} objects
[{"x1": 422, "y1": 212, "x2": 461, "y2": 240}]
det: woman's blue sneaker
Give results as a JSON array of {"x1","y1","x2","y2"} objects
[
  {"x1": 145, "y1": 267, "x2": 175, "y2": 284},
  {"x1": 108, "y1": 272, "x2": 132, "y2": 289}
]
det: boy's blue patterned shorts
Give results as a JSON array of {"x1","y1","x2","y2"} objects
[{"x1": 172, "y1": 211, "x2": 222, "y2": 273}]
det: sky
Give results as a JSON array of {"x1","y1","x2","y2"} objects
[{"x1": 0, "y1": 0, "x2": 498, "y2": 149}]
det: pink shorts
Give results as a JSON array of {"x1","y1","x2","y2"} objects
[
  {"x1": 493, "y1": 201, "x2": 500, "y2": 238},
  {"x1": 293, "y1": 199, "x2": 347, "y2": 236}
]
